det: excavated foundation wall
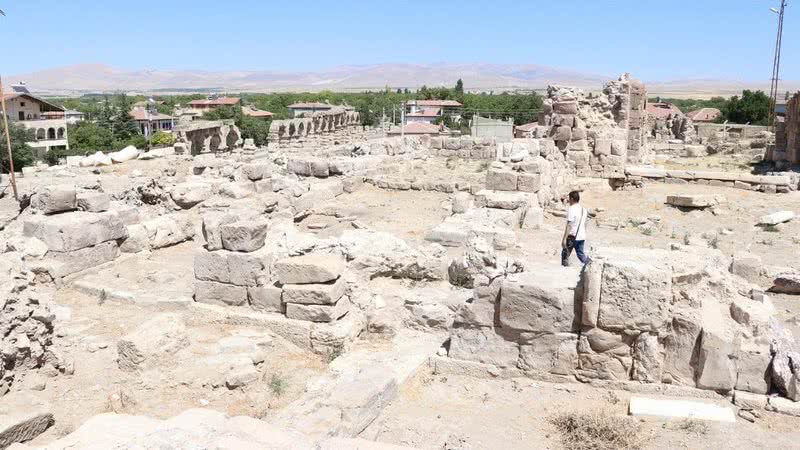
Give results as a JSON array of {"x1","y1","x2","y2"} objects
[{"x1": 447, "y1": 243, "x2": 793, "y2": 400}]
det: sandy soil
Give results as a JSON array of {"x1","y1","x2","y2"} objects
[{"x1": 365, "y1": 373, "x2": 800, "y2": 450}]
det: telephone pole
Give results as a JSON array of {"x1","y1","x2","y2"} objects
[{"x1": 768, "y1": 0, "x2": 788, "y2": 130}]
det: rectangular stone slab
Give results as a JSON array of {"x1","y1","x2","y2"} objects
[
  {"x1": 282, "y1": 277, "x2": 346, "y2": 305},
  {"x1": 628, "y1": 397, "x2": 735, "y2": 423},
  {"x1": 286, "y1": 297, "x2": 350, "y2": 322}
]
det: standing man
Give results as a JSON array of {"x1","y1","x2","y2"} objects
[{"x1": 561, "y1": 191, "x2": 589, "y2": 267}]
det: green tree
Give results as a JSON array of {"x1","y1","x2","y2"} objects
[
  {"x1": 724, "y1": 90, "x2": 770, "y2": 125},
  {"x1": 111, "y1": 94, "x2": 140, "y2": 142},
  {"x1": 151, "y1": 131, "x2": 176, "y2": 147},
  {"x1": 454, "y1": 79, "x2": 465, "y2": 103},
  {"x1": 68, "y1": 121, "x2": 115, "y2": 151},
  {"x1": 0, "y1": 122, "x2": 35, "y2": 172}
]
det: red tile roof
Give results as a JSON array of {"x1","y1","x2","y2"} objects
[
  {"x1": 646, "y1": 102, "x2": 683, "y2": 120},
  {"x1": 129, "y1": 108, "x2": 174, "y2": 121},
  {"x1": 412, "y1": 100, "x2": 463, "y2": 107},
  {"x1": 288, "y1": 102, "x2": 334, "y2": 109},
  {"x1": 188, "y1": 97, "x2": 241, "y2": 107},
  {"x1": 1, "y1": 93, "x2": 64, "y2": 112},
  {"x1": 243, "y1": 107, "x2": 273, "y2": 118},
  {"x1": 686, "y1": 108, "x2": 721, "y2": 122},
  {"x1": 407, "y1": 108, "x2": 441, "y2": 117}
]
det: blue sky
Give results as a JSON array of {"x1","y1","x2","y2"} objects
[{"x1": 2, "y1": 0, "x2": 796, "y2": 81}]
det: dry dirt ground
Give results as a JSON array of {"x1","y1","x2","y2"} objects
[{"x1": 364, "y1": 373, "x2": 800, "y2": 450}]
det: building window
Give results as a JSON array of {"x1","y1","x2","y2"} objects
[{"x1": 20, "y1": 102, "x2": 25, "y2": 107}]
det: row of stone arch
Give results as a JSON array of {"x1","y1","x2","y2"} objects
[
  {"x1": 34, "y1": 127, "x2": 66, "y2": 141},
  {"x1": 270, "y1": 110, "x2": 360, "y2": 141}
]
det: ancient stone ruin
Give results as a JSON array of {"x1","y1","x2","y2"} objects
[{"x1": 2, "y1": 73, "x2": 800, "y2": 449}]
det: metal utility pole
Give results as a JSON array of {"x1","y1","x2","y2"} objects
[
  {"x1": 0, "y1": 75, "x2": 19, "y2": 200},
  {"x1": 400, "y1": 102, "x2": 405, "y2": 139},
  {"x1": 768, "y1": 0, "x2": 788, "y2": 130}
]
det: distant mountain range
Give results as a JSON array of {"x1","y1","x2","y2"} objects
[{"x1": 8, "y1": 63, "x2": 798, "y2": 98}]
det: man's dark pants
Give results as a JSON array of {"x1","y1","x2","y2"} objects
[{"x1": 561, "y1": 240, "x2": 588, "y2": 267}]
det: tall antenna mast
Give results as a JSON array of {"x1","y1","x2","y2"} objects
[{"x1": 768, "y1": 0, "x2": 788, "y2": 130}]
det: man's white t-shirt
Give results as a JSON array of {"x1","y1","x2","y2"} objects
[{"x1": 567, "y1": 204, "x2": 588, "y2": 241}]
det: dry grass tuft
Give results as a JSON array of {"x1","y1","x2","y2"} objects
[
  {"x1": 548, "y1": 411, "x2": 649, "y2": 450},
  {"x1": 672, "y1": 418, "x2": 709, "y2": 435}
]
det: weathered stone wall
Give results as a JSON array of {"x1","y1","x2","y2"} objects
[
  {"x1": 529, "y1": 74, "x2": 650, "y2": 179},
  {"x1": 447, "y1": 244, "x2": 790, "y2": 399},
  {"x1": 175, "y1": 120, "x2": 243, "y2": 155},
  {"x1": 269, "y1": 108, "x2": 362, "y2": 148},
  {"x1": 776, "y1": 93, "x2": 800, "y2": 164}
]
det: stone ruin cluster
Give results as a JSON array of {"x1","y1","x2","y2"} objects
[
  {"x1": 174, "y1": 119, "x2": 243, "y2": 155},
  {"x1": 770, "y1": 92, "x2": 800, "y2": 166},
  {"x1": 530, "y1": 74, "x2": 651, "y2": 179},
  {"x1": 268, "y1": 107, "x2": 366, "y2": 148},
  {"x1": 446, "y1": 236, "x2": 797, "y2": 402}
]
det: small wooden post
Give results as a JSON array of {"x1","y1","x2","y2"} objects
[{"x1": 0, "y1": 75, "x2": 19, "y2": 200}]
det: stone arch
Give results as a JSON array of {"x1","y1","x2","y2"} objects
[
  {"x1": 226, "y1": 128, "x2": 239, "y2": 149},
  {"x1": 57, "y1": 127, "x2": 65, "y2": 139},
  {"x1": 288, "y1": 122, "x2": 296, "y2": 138},
  {"x1": 36, "y1": 128, "x2": 45, "y2": 140},
  {"x1": 47, "y1": 128, "x2": 56, "y2": 139},
  {"x1": 298, "y1": 122, "x2": 305, "y2": 136},
  {"x1": 210, "y1": 134, "x2": 221, "y2": 152}
]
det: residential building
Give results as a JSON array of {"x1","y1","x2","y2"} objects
[
  {"x1": 130, "y1": 105, "x2": 176, "y2": 137},
  {"x1": 287, "y1": 102, "x2": 335, "y2": 117},
  {"x1": 406, "y1": 108, "x2": 441, "y2": 124},
  {"x1": 514, "y1": 121, "x2": 538, "y2": 138},
  {"x1": 407, "y1": 100, "x2": 463, "y2": 115},
  {"x1": 646, "y1": 102, "x2": 683, "y2": 120},
  {"x1": 242, "y1": 106, "x2": 273, "y2": 120},
  {"x1": 188, "y1": 96, "x2": 241, "y2": 113},
  {"x1": 686, "y1": 108, "x2": 721, "y2": 123},
  {"x1": 471, "y1": 116, "x2": 513, "y2": 143},
  {"x1": 2, "y1": 83, "x2": 68, "y2": 156}
]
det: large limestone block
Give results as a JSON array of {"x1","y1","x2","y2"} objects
[
  {"x1": 274, "y1": 254, "x2": 345, "y2": 285},
  {"x1": 735, "y1": 346, "x2": 771, "y2": 395},
  {"x1": 518, "y1": 332, "x2": 578, "y2": 375},
  {"x1": 772, "y1": 273, "x2": 800, "y2": 294},
  {"x1": 662, "y1": 315, "x2": 702, "y2": 385},
  {"x1": 76, "y1": 192, "x2": 110, "y2": 212},
  {"x1": 219, "y1": 182, "x2": 256, "y2": 199},
  {"x1": 626, "y1": 167, "x2": 667, "y2": 178},
  {"x1": 194, "y1": 280, "x2": 248, "y2": 307},
  {"x1": 202, "y1": 212, "x2": 239, "y2": 251},
  {"x1": 23, "y1": 211, "x2": 127, "y2": 252},
  {"x1": 45, "y1": 240, "x2": 119, "y2": 278},
  {"x1": 730, "y1": 252, "x2": 763, "y2": 284},
  {"x1": 499, "y1": 272, "x2": 576, "y2": 333},
  {"x1": 285, "y1": 296, "x2": 350, "y2": 322},
  {"x1": 581, "y1": 259, "x2": 603, "y2": 327},
  {"x1": 170, "y1": 182, "x2": 213, "y2": 209},
  {"x1": 474, "y1": 190, "x2": 534, "y2": 210},
  {"x1": 486, "y1": 169, "x2": 518, "y2": 192},
  {"x1": 30, "y1": 184, "x2": 76, "y2": 214},
  {"x1": 448, "y1": 327, "x2": 519, "y2": 368},
  {"x1": 453, "y1": 278, "x2": 501, "y2": 328},
  {"x1": 247, "y1": 284, "x2": 283, "y2": 313},
  {"x1": 759, "y1": 211, "x2": 795, "y2": 226},
  {"x1": 194, "y1": 249, "x2": 271, "y2": 287},
  {"x1": 240, "y1": 162, "x2": 271, "y2": 181},
  {"x1": 220, "y1": 220, "x2": 269, "y2": 252},
  {"x1": 666, "y1": 195, "x2": 719, "y2": 209},
  {"x1": 695, "y1": 325, "x2": 737, "y2": 392},
  {"x1": 142, "y1": 214, "x2": 194, "y2": 249},
  {"x1": 598, "y1": 260, "x2": 671, "y2": 332},
  {"x1": 282, "y1": 277, "x2": 346, "y2": 305},
  {"x1": 117, "y1": 314, "x2": 189, "y2": 372},
  {"x1": 516, "y1": 173, "x2": 542, "y2": 193},
  {"x1": 632, "y1": 333, "x2": 663, "y2": 383},
  {"x1": 0, "y1": 411, "x2": 54, "y2": 449}
]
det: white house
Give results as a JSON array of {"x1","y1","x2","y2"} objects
[{"x1": 2, "y1": 83, "x2": 69, "y2": 157}]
